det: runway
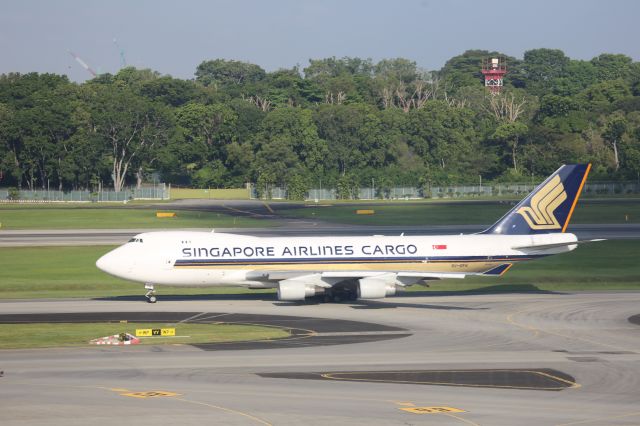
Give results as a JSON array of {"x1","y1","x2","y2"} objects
[
  {"x1": 2, "y1": 223, "x2": 639, "y2": 246},
  {"x1": 2, "y1": 293, "x2": 640, "y2": 425}
]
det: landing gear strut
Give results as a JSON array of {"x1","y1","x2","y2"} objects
[{"x1": 144, "y1": 283, "x2": 157, "y2": 303}]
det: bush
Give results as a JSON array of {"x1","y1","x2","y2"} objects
[
  {"x1": 7, "y1": 187, "x2": 19, "y2": 200},
  {"x1": 286, "y1": 175, "x2": 309, "y2": 200}
]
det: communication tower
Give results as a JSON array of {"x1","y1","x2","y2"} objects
[{"x1": 481, "y1": 57, "x2": 507, "y2": 93}]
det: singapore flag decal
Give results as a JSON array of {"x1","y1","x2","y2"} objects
[{"x1": 432, "y1": 244, "x2": 447, "y2": 250}]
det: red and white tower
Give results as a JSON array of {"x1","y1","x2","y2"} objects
[{"x1": 481, "y1": 57, "x2": 507, "y2": 93}]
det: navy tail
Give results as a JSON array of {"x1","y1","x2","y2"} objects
[{"x1": 483, "y1": 164, "x2": 591, "y2": 235}]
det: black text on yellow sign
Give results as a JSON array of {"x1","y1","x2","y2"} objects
[
  {"x1": 400, "y1": 406, "x2": 466, "y2": 414},
  {"x1": 135, "y1": 328, "x2": 176, "y2": 337}
]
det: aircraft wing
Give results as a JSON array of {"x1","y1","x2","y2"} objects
[
  {"x1": 248, "y1": 270, "x2": 467, "y2": 284},
  {"x1": 259, "y1": 270, "x2": 469, "y2": 301}
]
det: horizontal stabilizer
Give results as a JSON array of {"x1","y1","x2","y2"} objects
[
  {"x1": 482, "y1": 263, "x2": 513, "y2": 276},
  {"x1": 512, "y1": 239, "x2": 605, "y2": 251}
]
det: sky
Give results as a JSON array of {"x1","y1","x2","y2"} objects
[{"x1": 1, "y1": 0, "x2": 639, "y2": 82}]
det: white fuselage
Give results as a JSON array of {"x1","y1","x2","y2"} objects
[{"x1": 96, "y1": 231, "x2": 578, "y2": 287}]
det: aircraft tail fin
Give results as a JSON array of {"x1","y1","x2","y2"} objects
[{"x1": 482, "y1": 164, "x2": 591, "y2": 235}]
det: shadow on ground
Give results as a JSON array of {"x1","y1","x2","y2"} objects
[
  {"x1": 94, "y1": 292, "x2": 277, "y2": 302},
  {"x1": 404, "y1": 284, "x2": 565, "y2": 296},
  {"x1": 94, "y1": 284, "x2": 563, "y2": 303}
]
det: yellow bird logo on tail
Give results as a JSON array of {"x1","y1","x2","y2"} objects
[{"x1": 516, "y1": 175, "x2": 567, "y2": 230}]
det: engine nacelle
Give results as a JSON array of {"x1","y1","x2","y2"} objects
[
  {"x1": 277, "y1": 281, "x2": 317, "y2": 301},
  {"x1": 357, "y1": 278, "x2": 396, "y2": 299}
]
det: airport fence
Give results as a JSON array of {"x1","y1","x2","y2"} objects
[
  {"x1": 250, "y1": 181, "x2": 640, "y2": 200},
  {"x1": 0, "y1": 184, "x2": 169, "y2": 202}
]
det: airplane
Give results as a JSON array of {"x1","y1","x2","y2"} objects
[{"x1": 96, "y1": 164, "x2": 599, "y2": 303}]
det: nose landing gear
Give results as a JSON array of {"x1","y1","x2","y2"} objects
[{"x1": 144, "y1": 283, "x2": 157, "y2": 303}]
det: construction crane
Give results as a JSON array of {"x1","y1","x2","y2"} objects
[
  {"x1": 68, "y1": 50, "x2": 97, "y2": 77},
  {"x1": 113, "y1": 38, "x2": 127, "y2": 68}
]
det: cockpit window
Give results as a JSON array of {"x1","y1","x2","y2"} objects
[{"x1": 128, "y1": 238, "x2": 143, "y2": 243}]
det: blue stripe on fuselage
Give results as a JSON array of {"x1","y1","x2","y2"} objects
[{"x1": 174, "y1": 254, "x2": 543, "y2": 267}]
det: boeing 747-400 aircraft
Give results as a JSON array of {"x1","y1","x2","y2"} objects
[{"x1": 97, "y1": 164, "x2": 597, "y2": 303}]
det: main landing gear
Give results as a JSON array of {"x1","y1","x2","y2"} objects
[{"x1": 145, "y1": 283, "x2": 157, "y2": 303}]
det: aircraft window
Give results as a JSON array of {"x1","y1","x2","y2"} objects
[{"x1": 128, "y1": 238, "x2": 144, "y2": 243}]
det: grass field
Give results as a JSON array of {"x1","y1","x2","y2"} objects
[
  {"x1": 0, "y1": 240, "x2": 638, "y2": 300},
  {"x1": 282, "y1": 199, "x2": 640, "y2": 226},
  {"x1": 0, "y1": 322, "x2": 289, "y2": 349},
  {"x1": 0, "y1": 206, "x2": 272, "y2": 229},
  {"x1": 414, "y1": 239, "x2": 640, "y2": 293},
  {"x1": 169, "y1": 188, "x2": 251, "y2": 200},
  {"x1": 0, "y1": 245, "x2": 275, "y2": 299},
  {"x1": 1, "y1": 199, "x2": 637, "y2": 230}
]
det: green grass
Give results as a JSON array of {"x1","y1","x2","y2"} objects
[
  {"x1": 0, "y1": 245, "x2": 274, "y2": 299},
  {"x1": 409, "y1": 239, "x2": 640, "y2": 293},
  {"x1": 0, "y1": 241, "x2": 639, "y2": 300},
  {"x1": 283, "y1": 199, "x2": 640, "y2": 226},
  {"x1": 0, "y1": 206, "x2": 272, "y2": 229},
  {"x1": 0, "y1": 322, "x2": 289, "y2": 349},
  {"x1": 170, "y1": 188, "x2": 250, "y2": 200}
]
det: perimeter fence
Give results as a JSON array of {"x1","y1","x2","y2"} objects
[
  {"x1": 3, "y1": 181, "x2": 638, "y2": 202},
  {"x1": 251, "y1": 181, "x2": 640, "y2": 201},
  {"x1": 0, "y1": 184, "x2": 168, "y2": 202}
]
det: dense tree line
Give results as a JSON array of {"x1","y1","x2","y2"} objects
[{"x1": 1, "y1": 49, "x2": 640, "y2": 197}]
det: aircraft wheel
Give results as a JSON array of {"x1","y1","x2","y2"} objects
[{"x1": 147, "y1": 295, "x2": 157, "y2": 303}]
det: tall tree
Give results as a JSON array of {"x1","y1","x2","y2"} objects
[
  {"x1": 602, "y1": 112, "x2": 628, "y2": 171},
  {"x1": 87, "y1": 86, "x2": 173, "y2": 191}
]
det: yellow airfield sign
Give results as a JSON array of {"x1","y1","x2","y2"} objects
[{"x1": 135, "y1": 328, "x2": 176, "y2": 337}]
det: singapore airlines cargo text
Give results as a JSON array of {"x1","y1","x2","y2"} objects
[{"x1": 181, "y1": 244, "x2": 420, "y2": 258}]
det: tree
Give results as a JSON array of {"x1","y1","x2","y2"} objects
[
  {"x1": 112, "y1": 67, "x2": 160, "y2": 88},
  {"x1": 591, "y1": 53, "x2": 633, "y2": 81},
  {"x1": 581, "y1": 79, "x2": 632, "y2": 112},
  {"x1": 286, "y1": 173, "x2": 309, "y2": 200},
  {"x1": 492, "y1": 121, "x2": 528, "y2": 172},
  {"x1": 173, "y1": 102, "x2": 236, "y2": 186},
  {"x1": 520, "y1": 48, "x2": 570, "y2": 95},
  {"x1": 550, "y1": 60, "x2": 597, "y2": 96},
  {"x1": 336, "y1": 173, "x2": 359, "y2": 199},
  {"x1": 87, "y1": 86, "x2": 173, "y2": 191},
  {"x1": 254, "y1": 107, "x2": 327, "y2": 179},
  {"x1": 304, "y1": 57, "x2": 373, "y2": 81},
  {"x1": 0, "y1": 103, "x2": 18, "y2": 186},
  {"x1": 314, "y1": 104, "x2": 380, "y2": 175},
  {"x1": 195, "y1": 59, "x2": 266, "y2": 87},
  {"x1": 403, "y1": 101, "x2": 481, "y2": 181},
  {"x1": 602, "y1": 112, "x2": 627, "y2": 171},
  {"x1": 140, "y1": 76, "x2": 199, "y2": 107}
]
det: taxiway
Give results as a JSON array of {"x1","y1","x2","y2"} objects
[
  {"x1": 1, "y1": 293, "x2": 640, "y2": 425},
  {"x1": 1, "y1": 223, "x2": 639, "y2": 246}
]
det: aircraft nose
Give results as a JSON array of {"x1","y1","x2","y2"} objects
[{"x1": 96, "y1": 250, "x2": 119, "y2": 276}]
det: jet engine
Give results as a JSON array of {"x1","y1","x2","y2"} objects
[
  {"x1": 277, "y1": 281, "x2": 317, "y2": 301},
  {"x1": 357, "y1": 278, "x2": 397, "y2": 299}
]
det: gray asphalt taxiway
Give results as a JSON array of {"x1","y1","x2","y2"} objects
[
  {"x1": 2, "y1": 223, "x2": 639, "y2": 246},
  {"x1": 2, "y1": 293, "x2": 640, "y2": 425}
]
